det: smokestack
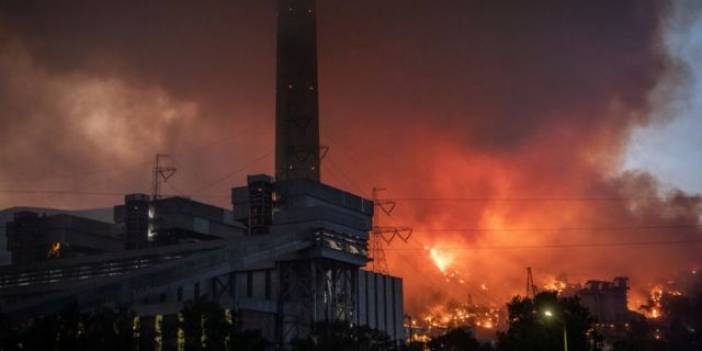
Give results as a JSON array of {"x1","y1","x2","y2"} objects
[{"x1": 275, "y1": 0, "x2": 321, "y2": 182}]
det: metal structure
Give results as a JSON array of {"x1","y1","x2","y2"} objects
[
  {"x1": 152, "y1": 154, "x2": 176, "y2": 201},
  {"x1": 526, "y1": 266, "x2": 537, "y2": 298},
  {"x1": 275, "y1": 0, "x2": 321, "y2": 181},
  {"x1": 369, "y1": 188, "x2": 413, "y2": 274},
  {"x1": 0, "y1": 0, "x2": 406, "y2": 347}
]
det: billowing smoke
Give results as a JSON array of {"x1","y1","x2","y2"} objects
[
  {"x1": 0, "y1": 38, "x2": 199, "y2": 199},
  {"x1": 1, "y1": 0, "x2": 700, "y2": 315}
]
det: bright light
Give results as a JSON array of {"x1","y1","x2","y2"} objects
[
  {"x1": 543, "y1": 310, "x2": 554, "y2": 318},
  {"x1": 428, "y1": 247, "x2": 455, "y2": 273}
]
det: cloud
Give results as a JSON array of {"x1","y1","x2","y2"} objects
[
  {"x1": 0, "y1": 38, "x2": 200, "y2": 207},
  {"x1": 0, "y1": 0, "x2": 700, "y2": 314}
]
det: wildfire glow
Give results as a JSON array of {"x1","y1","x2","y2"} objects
[
  {"x1": 543, "y1": 277, "x2": 569, "y2": 294},
  {"x1": 427, "y1": 246, "x2": 455, "y2": 274},
  {"x1": 418, "y1": 303, "x2": 503, "y2": 332},
  {"x1": 640, "y1": 284, "x2": 686, "y2": 320}
]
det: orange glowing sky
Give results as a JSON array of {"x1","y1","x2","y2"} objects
[{"x1": 0, "y1": 0, "x2": 701, "y2": 315}]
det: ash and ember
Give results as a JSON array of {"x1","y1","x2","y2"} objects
[{"x1": 1, "y1": 0, "x2": 701, "y2": 323}]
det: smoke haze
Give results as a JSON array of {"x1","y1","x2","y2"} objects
[{"x1": 0, "y1": 0, "x2": 700, "y2": 313}]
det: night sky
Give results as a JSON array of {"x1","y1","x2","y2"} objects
[{"x1": 0, "y1": 0, "x2": 700, "y2": 313}]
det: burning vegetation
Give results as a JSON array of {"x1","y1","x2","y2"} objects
[
  {"x1": 0, "y1": 0, "x2": 700, "y2": 340},
  {"x1": 47, "y1": 242, "x2": 62, "y2": 259}
]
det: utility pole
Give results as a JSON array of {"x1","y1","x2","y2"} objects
[
  {"x1": 526, "y1": 266, "x2": 537, "y2": 299},
  {"x1": 152, "y1": 154, "x2": 176, "y2": 201},
  {"x1": 369, "y1": 187, "x2": 413, "y2": 274},
  {"x1": 404, "y1": 314, "x2": 414, "y2": 342}
]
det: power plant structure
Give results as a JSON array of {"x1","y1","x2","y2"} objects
[{"x1": 0, "y1": 0, "x2": 404, "y2": 346}]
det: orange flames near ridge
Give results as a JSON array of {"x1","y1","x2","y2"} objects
[
  {"x1": 639, "y1": 284, "x2": 685, "y2": 320},
  {"x1": 428, "y1": 247, "x2": 455, "y2": 274},
  {"x1": 367, "y1": 138, "x2": 702, "y2": 319}
]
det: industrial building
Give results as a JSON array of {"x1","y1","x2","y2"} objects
[
  {"x1": 5, "y1": 211, "x2": 122, "y2": 265},
  {"x1": 115, "y1": 194, "x2": 246, "y2": 248},
  {"x1": 0, "y1": 0, "x2": 404, "y2": 346},
  {"x1": 576, "y1": 277, "x2": 633, "y2": 325},
  {"x1": 0, "y1": 206, "x2": 115, "y2": 266}
]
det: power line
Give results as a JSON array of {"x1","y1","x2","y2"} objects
[
  {"x1": 193, "y1": 150, "x2": 273, "y2": 193},
  {"x1": 0, "y1": 160, "x2": 155, "y2": 190},
  {"x1": 0, "y1": 190, "x2": 127, "y2": 197},
  {"x1": 383, "y1": 238, "x2": 702, "y2": 251},
  {"x1": 390, "y1": 196, "x2": 681, "y2": 203},
  {"x1": 412, "y1": 224, "x2": 702, "y2": 233},
  {"x1": 321, "y1": 162, "x2": 365, "y2": 196},
  {"x1": 4, "y1": 187, "x2": 691, "y2": 206},
  {"x1": 1, "y1": 189, "x2": 700, "y2": 232}
]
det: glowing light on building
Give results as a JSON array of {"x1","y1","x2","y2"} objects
[{"x1": 47, "y1": 242, "x2": 62, "y2": 258}]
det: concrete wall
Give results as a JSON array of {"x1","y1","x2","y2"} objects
[{"x1": 357, "y1": 270, "x2": 404, "y2": 341}]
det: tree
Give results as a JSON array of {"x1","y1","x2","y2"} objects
[
  {"x1": 497, "y1": 292, "x2": 601, "y2": 351},
  {"x1": 612, "y1": 292, "x2": 702, "y2": 351},
  {"x1": 660, "y1": 292, "x2": 700, "y2": 351},
  {"x1": 290, "y1": 321, "x2": 397, "y2": 351},
  {"x1": 82, "y1": 308, "x2": 135, "y2": 351},
  {"x1": 401, "y1": 341, "x2": 428, "y2": 351},
  {"x1": 427, "y1": 327, "x2": 489, "y2": 351},
  {"x1": 180, "y1": 298, "x2": 269, "y2": 351},
  {"x1": 610, "y1": 316, "x2": 664, "y2": 351}
]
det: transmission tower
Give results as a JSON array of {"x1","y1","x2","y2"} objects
[
  {"x1": 369, "y1": 187, "x2": 413, "y2": 274},
  {"x1": 526, "y1": 266, "x2": 538, "y2": 299},
  {"x1": 152, "y1": 154, "x2": 177, "y2": 201}
]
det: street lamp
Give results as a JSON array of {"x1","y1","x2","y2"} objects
[{"x1": 543, "y1": 309, "x2": 568, "y2": 351}]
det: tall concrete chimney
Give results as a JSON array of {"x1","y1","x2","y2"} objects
[{"x1": 275, "y1": 0, "x2": 321, "y2": 182}]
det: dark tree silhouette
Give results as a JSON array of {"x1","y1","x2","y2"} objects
[
  {"x1": 82, "y1": 308, "x2": 136, "y2": 351},
  {"x1": 427, "y1": 327, "x2": 490, "y2": 351},
  {"x1": 401, "y1": 341, "x2": 428, "y2": 351},
  {"x1": 613, "y1": 292, "x2": 702, "y2": 351},
  {"x1": 0, "y1": 300, "x2": 270, "y2": 351},
  {"x1": 660, "y1": 292, "x2": 701, "y2": 351},
  {"x1": 290, "y1": 321, "x2": 397, "y2": 351},
  {"x1": 179, "y1": 298, "x2": 269, "y2": 351},
  {"x1": 610, "y1": 316, "x2": 664, "y2": 351},
  {"x1": 497, "y1": 292, "x2": 601, "y2": 351}
]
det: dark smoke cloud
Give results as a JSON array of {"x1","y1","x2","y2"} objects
[{"x1": 0, "y1": 0, "x2": 700, "y2": 313}]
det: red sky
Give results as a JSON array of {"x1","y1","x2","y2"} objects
[{"x1": 0, "y1": 0, "x2": 700, "y2": 313}]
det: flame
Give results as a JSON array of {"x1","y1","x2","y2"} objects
[
  {"x1": 418, "y1": 303, "x2": 503, "y2": 332},
  {"x1": 47, "y1": 242, "x2": 62, "y2": 258},
  {"x1": 644, "y1": 285, "x2": 664, "y2": 319},
  {"x1": 640, "y1": 284, "x2": 686, "y2": 319},
  {"x1": 543, "y1": 277, "x2": 569, "y2": 294},
  {"x1": 427, "y1": 246, "x2": 455, "y2": 274}
]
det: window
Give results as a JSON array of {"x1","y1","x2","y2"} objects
[
  {"x1": 246, "y1": 271, "x2": 253, "y2": 298},
  {"x1": 265, "y1": 270, "x2": 272, "y2": 300}
]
